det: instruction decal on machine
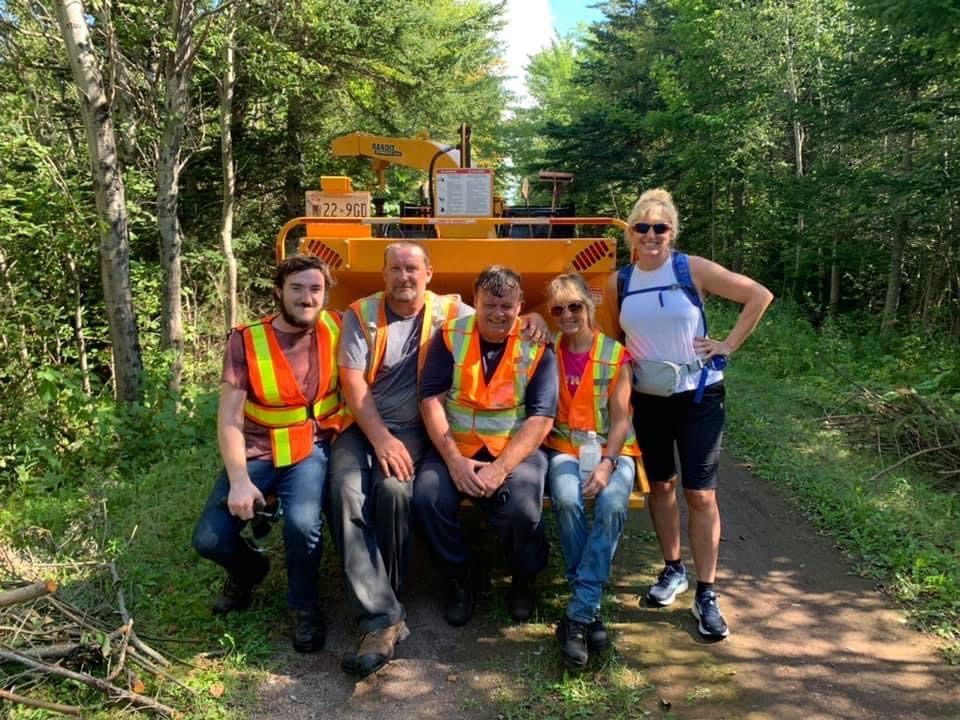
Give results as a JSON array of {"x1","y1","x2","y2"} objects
[
  {"x1": 305, "y1": 191, "x2": 371, "y2": 217},
  {"x1": 435, "y1": 168, "x2": 493, "y2": 217}
]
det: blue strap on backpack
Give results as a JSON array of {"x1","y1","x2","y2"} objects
[{"x1": 617, "y1": 252, "x2": 726, "y2": 403}]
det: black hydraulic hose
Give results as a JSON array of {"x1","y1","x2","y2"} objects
[{"x1": 427, "y1": 144, "x2": 457, "y2": 222}]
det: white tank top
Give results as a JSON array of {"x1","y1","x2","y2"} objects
[{"x1": 619, "y1": 255, "x2": 723, "y2": 393}]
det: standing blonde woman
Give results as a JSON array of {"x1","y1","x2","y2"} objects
[
  {"x1": 600, "y1": 188, "x2": 773, "y2": 639},
  {"x1": 544, "y1": 273, "x2": 646, "y2": 668}
]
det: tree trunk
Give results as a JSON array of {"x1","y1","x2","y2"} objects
[
  {"x1": 219, "y1": 7, "x2": 239, "y2": 332},
  {"x1": 881, "y1": 89, "x2": 916, "y2": 333},
  {"x1": 829, "y1": 237, "x2": 841, "y2": 316},
  {"x1": 785, "y1": 22, "x2": 806, "y2": 302},
  {"x1": 157, "y1": 0, "x2": 196, "y2": 393},
  {"x1": 67, "y1": 254, "x2": 92, "y2": 395},
  {"x1": 284, "y1": 92, "x2": 304, "y2": 220},
  {"x1": 732, "y1": 176, "x2": 745, "y2": 275},
  {"x1": 54, "y1": 0, "x2": 143, "y2": 403}
]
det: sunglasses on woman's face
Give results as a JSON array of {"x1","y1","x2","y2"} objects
[
  {"x1": 549, "y1": 302, "x2": 585, "y2": 318},
  {"x1": 631, "y1": 222, "x2": 671, "y2": 235}
]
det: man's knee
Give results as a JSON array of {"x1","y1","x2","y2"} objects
[
  {"x1": 191, "y1": 516, "x2": 223, "y2": 559},
  {"x1": 283, "y1": 502, "x2": 324, "y2": 543}
]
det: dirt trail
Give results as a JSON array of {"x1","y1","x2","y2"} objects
[{"x1": 250, "y1": 453, "x2": 958, "y2": 719}]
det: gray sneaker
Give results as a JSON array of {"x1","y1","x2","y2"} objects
[{"x1": 645, "y1": 564, "x2": 689, "y2": 606}]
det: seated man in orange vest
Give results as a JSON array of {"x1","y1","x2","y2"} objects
[
  {"x1": 191, "y1": 255, "x2": 341, "y2": 653},
  {"x1": 329, "y1": 242, "x2": 468, "y2": 678},
  {"x1": 413, "y1": 265, "x2": 558, "y2": 626}
]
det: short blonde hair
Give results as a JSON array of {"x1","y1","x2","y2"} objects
[
  {"x1": 627, "y1": 187, "x2": 680, "y2": 239},
  {"x1": 545, "y1": 273, "x2": 596, "y2": 329}
]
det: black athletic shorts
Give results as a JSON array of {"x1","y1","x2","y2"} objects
[{"x1": 630, "y1": 381, "x2": 725, "y2": 490}]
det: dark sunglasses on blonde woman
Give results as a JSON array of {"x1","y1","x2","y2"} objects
[
  {"x1": 631, "y1": 222, "x2": 671, "y2": 235},
  {"x1": 549, "y1": 302, "x2": 585, "y2": 318}
]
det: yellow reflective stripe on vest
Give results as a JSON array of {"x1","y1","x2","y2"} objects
[
  {"x1": 244, "y1": 401, "x2": 308, "y2": 427},
  {"x1": 247, "y1": 323, "x2": 281, "y2": 403},
  {"x1": 272, "y1": 428, "x2": 294, "y2": 467},
  {"x1": 513, "y1": 338, "x2": 540, "y2": 399},
  {"x1": 447, "y1": 315, "x2": 476, "y2": 389},
  {"x1": 592, "y1": 335, "x2": 620, "y2": 430},
  {"x1": 317, "y1": 309, "x2": 341, "y2": 393}
]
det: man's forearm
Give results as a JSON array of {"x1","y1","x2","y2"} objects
[
  {"x1": 490, "y1": 416, "x2": 553, "y2": 476},
  {"x1": 421, "y1": 396, "x2": 462, "y2": 466}
]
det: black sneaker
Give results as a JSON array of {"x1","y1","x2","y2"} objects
[
  {"x1": 587, "y1": 611, "x2": 610, "y2": 653},
  {"x1": 211, "y1": 555, "x2": 270, "y2": 615},
  {"x1": 292, "y1": 608, "x2": 326, "y2": 653},
  {"x1": 556, "y1": 615, "x2": 589, "y2": 669},
  {"x1": 445, "y1": 574, "x2": 475, "y2": 627},
  {"x1": 692, "y1": 590, "x2": 730, "y2": 639},
  {"x1": 506, "y1": 575, "x2": 537, "y2": 622}
]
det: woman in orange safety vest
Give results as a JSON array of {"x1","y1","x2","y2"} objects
[{"x1": 544, "y1": 272, "x2": 645, "y2": 670}]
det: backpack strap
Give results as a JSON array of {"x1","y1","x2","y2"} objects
[{"x1": 616, "y1": 264, "x2": 633, "y2": 316}]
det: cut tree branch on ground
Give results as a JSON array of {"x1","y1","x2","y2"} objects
[
  {"x1": 0, "y1": 687, "x2": 82, "y2": 716},
  {"x1": 0, "y1": 647, "x2": 179, "y2": 717},
  {"x1": 0, "y1": 581, "x2": 58, "y2": 608}
]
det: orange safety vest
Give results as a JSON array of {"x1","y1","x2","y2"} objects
[
  {"x1": 348, "y1": 290, "x2": 462, "y2": 385},
  {"x1": 240, "y1": 311, "x2": 342, "y2": 467},
  {"x1": 442, "y1": 315, "x2": 545, "y2": 457},
  {"x1": 546, "y1": 330, "x2": 640, "y2": 458}
]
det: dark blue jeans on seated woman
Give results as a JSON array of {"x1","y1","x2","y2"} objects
[{"x1": 191, "y1": 442, "x2": 328, "y2": 611}]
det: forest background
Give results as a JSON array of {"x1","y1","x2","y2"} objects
[{"x1": 0, "y1": 0, "x2": 958, "y2": 717}]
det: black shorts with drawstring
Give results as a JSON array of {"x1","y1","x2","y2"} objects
[{"x1": 630, "y1": 381, "x2": 725, "y2": 490}]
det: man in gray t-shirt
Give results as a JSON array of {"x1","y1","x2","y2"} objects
[{"x1": 330, "y1": 242, "x2": 471, "y2": 679}]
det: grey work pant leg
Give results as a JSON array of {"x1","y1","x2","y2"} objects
[{"x1": 328, "y1": 424, "x2": 427, "y2": 633}]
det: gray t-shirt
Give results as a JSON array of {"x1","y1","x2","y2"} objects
[
  {"x1": 340, "y1": 304, "x2": 422, "y2": 430},
  {"x1": 339, "y1": 298, "x2": 474, "y2": 431}
]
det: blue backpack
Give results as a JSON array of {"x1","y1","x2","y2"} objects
[{"x1": 616, "y1": 251, "x2": 726, "y2": 403}]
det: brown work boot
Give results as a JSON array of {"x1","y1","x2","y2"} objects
[{"x1": 341, "y1": 620, "x2": 410, "y2": 678}]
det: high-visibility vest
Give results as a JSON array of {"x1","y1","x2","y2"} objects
[
  {"x1": 546, "y1": 330, "x2": 641, "y2": 458},
  {"x1": 441, "y1": 315, "x2": 545, "y2": 457},
  {"x1": 348, "y1": 290, "x2": 462, "y2": 385},
  {"x1": 240, "y1": 311, "x2": 342, "y2": 467}
]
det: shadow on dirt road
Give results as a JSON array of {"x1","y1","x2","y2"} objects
[{"x1": 249, "y1": 452, "x2": 958, "y2": 720}]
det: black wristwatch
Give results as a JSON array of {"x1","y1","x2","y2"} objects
[{"x1": 600, "y1": 455, "x2": 618, "y2": 470}]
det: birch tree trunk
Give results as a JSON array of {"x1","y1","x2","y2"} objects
[
  {"x1": 54, "y1": 0, "x2": 143, "y2": 403},
  {"x1": 157, "y1": 0, "x2": 197, "y2": 392},
  {"x1": 219, "y1": 6, "x2": 239, "y2": 331},
  {"x1": 785, "y1": 22, "x2": 806, "y2": 302}
]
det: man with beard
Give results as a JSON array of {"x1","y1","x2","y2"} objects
[
  {"x1": 413, "y1": 265, "x2": 558, "y2": 627},
  {"x1": 192, "y1": 255, "x2": 341, "y2": 653}
]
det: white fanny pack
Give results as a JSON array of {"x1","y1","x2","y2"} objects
[{"x1": 631, "y1": 358, "x2": 704, "y2": 397}]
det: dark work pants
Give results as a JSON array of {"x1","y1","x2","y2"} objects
[
  {"x1": 191, "y1": 442, "x2": 328, "y2": 611},
  {"x1": 412, "y1": 447, "x2": 549, "y2": 580},
  {"x1": 327, "y1": 424, "x2": 432, "y2": 633}
]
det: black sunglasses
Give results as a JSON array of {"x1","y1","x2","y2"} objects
[
  {"x1": 631, "y1": 222, "x2": 671, "y2": 235},
  {"x1": 549, "y1": 302, "x2": 585, "y2": 318}
]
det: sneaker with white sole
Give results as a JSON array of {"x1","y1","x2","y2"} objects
[
  {"x1": 692, "y1": 590, "x2": 730, "y2": 639},
  {"x1": 645, "y1": 564, "x2": 689, "y2": 607}
]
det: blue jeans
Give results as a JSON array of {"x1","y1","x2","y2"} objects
[
  {"x1": 191, "y1": 442, "x2": 328, "y2": 611},
  {"x1": 547, "y1": 451, "x2": 635, "y2": 624}
]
